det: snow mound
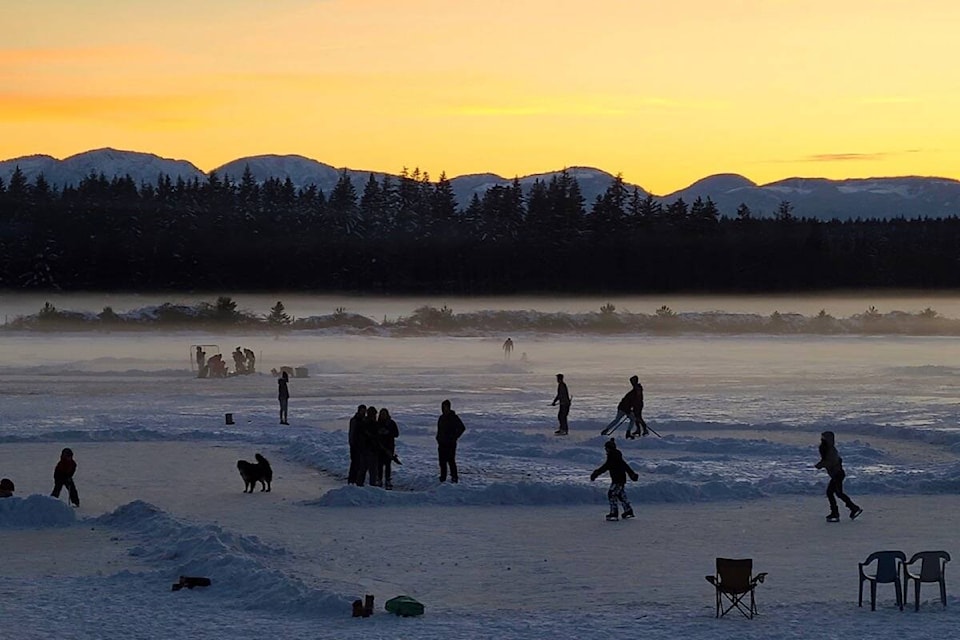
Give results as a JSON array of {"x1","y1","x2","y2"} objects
[
  {"x1": 0, "y1": 494, "x2": 77, "y2": 528},
  {"x1": 95, "y1": 501, "x2": 354, "y2": 616}
]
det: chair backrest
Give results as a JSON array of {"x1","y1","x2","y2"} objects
[
  {"x1": 716, "y1": 558, "x2": 753, "y2": 591},
  {"x1": 864, "y1": 550, "x2": 906, "y2": 583},
  {"x1": 909, "y1": 551, "x2": 951, "y2": 581}
]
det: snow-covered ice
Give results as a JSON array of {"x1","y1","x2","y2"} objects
[{"x1": 2, "y1": 325, "x2": 960, "y2": 639}]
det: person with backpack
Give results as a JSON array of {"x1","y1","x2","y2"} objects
[{"x1": 590, "y1": 438, "x2": 639, "y2": 521}]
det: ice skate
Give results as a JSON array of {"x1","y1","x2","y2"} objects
[
  {"x1": 849, "y1": 506, "x2": 863, "y2": 520},
  {"x1": 826, "y1": 512, "x2": 840, "y2": 523},
  {"x1": 621, "y1": 508, "x2": 635, "y2": 519},
  {"x1": 606, "y1": 509, "x2": 619, "y2": 521}
]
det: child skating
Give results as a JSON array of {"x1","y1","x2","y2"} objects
[
  {"x1": 590, "y1": 438, "x2": 640, "y2": 521},
  {"x1": 814, "y1": 431, "x2": 862, "y2": 522}
]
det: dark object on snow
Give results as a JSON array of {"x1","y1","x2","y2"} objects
[
  {"x1": 172, "y1": 575, "x2": 212, "y2": 591},
  {"x1": 364, "y1": 594, "x2": 375, "y2": 617},
  {"x1": 225, "y1": 412, "x2": 234, "y2": 425},
  {"x1": 352, "y1": 599, "x2": 365, "y2": 617},
  {"x1": 858, "y1": 550, "x2": 906, "y2": 611},
  {"x1": 0, "y1": 477, "x2": 14, "y2": 498},
  {"x1": 385, "y1": 595, "x2": 425, "y2": 617},
  {"x1": 705, "y1": 558, "x2": 767, "y2": 619},
  {"x1": 237, "y1": 453, "x2": 272, "y2": 492}
]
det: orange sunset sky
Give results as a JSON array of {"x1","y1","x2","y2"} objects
[{"x1": 2, "y1": 0, "x2": 958, "y2": 195}]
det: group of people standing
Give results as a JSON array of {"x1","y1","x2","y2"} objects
[
  {"x1": 195, "y1": 345, "x2": 256, "y2": 379},
  {"x1": 347, "y1": 404, "x2": 401, "y2": 489},
  {"x1": 345, "y1": 399, "x2": 467, "y2": 488}
]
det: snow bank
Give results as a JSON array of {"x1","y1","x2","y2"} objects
[
  {"x1": 94, "y1": 501, "x2": 353, "y2": 616},
  {"x1": 0, "y1": 494, "x2": 77, "y2": 528}
]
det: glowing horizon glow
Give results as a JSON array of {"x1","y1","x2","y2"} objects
[{"x1": 2, "y1": 0, "x2": 959, "y2": 195}]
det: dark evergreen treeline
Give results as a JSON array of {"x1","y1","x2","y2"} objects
[{"x1": 2, "y1": 165, "x2": 959, "y2": 293}]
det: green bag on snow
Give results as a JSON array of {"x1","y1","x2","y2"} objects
[{"x1": 384, "y1": 595, "x2": 425, "y2": 617}]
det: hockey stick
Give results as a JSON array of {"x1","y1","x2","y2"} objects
[{"x1": 600, "y1": 414, "x2": 629, "y2": 436}]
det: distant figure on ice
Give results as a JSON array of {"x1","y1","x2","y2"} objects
[
  {"x1": 233, "y1": 347, "x2": 247, "y2": 375},
  {"x1": 502, "y1": 337, "x2": 514, "y2": 359},
  {"x1": 207, "y1": 353, "x2": 227, "y2": 378},
  {"x1": 590, "y1": 438, "x2": 639, "y2": 521},
  {"x1": 243, "y1": 348, "x2": 256, "y2": 373},
  {"x1": 51, "y1": 447, "x2": 80, "y2": 507},
  {"x1": 195, "y1": 346, "x2": 206, "y2": 372},
  {"x1": 377, "y1": 407, "x2": 400, "y2": 490},
  {"x1": 347, "y1": 404, "x2": 366, "y2": 485},
  {"x1": 277, "y1": 371, "x2": 290, "y2": 425},
  {"x1": 815, "y1": 431, "x2": 863, "y2": 522},
  {"x1": 601, "y1": 375, "x2": 649, "y2": 438},
  {"x1": 0, "y1": 477, "x2": 14, "y2": 498},
  {"x1": 551, "y1": 373, "x2": 571, "y2": 435},
  {"x1": 436, "y1": 399, "x2": 466, "y2": 483}
]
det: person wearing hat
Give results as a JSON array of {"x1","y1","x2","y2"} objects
[
  {"x1": 590, "y1": 438, "x2": 639, "y2": 521},
  {"x1": 551, "y1": 373, "x2": 571, "y2": 435}
]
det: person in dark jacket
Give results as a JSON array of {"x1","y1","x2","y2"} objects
[
  {"x1": 377, "y1": 407, "x2": 400, "y2": 490},
  {"x1": 602, "y1": 375, "x2": 649, "y2": 438},
  {"x1": 51, "y1": 447, "x2": 80, "y2": 507},
  {"x1": 815, "y1": 431, "x2": 862, "y2": 522},
  {"x1": 436, "y1": 399, "x2": 466, "y2": 483},
  {"x1": 347, "y1": 404, "x2": 366, "y2": 485},
  {"x1": 624, "y1": 376, "x2": 649, "y2": 439},
  {"x1": 277, "y1": 371, "x2": 290, "y2": 424},
  {"x1": 552, "y1": 373, "x2": 571, "y2": 435},
  {"x1": 360, "y1": 406, "x2": 382, "y2": 486},
  {"x1": 590, "y1": 438, "x2": 639, "y2": 520}
]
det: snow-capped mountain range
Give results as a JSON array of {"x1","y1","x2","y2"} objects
[{"x1": 3, "y1": 147, "x2": 960, "y2": 220}]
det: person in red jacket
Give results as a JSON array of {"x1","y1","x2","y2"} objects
[{"x1": 51, "y1": 447, "x2": 80, "y2": 507}]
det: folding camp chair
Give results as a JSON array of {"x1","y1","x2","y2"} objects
[
  {"x1": 705, "y1": 558, "x2": 768, "y2": 619},
  {"x1": 859, "y1": 550, "x2": 905, "y2": 611},
  {"x1": 903, "y1": 550, "x2": 950, "y2": 611}
]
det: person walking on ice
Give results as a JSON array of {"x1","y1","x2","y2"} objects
[
  {"x1": 590, "y1": 438, "x2": 639, "y2": 521},
  {"x1": 552, "y1": 373, "x2": 571, "y2": 435},
  {"x1": 277, "y1": 370, "x2": 290, "y2": 425},
  {"x1": 814, "y1": 431, "x2": 863, "y2": 522},
  {"x1": 502, "y1": 337, "x2": 514, "y2": 359},
  {"x1": 601, "y1": 375, "x2": 649, "y2": 438}
]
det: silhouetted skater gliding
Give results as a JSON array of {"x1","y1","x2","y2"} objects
[
  {"x1": 815, "y1": 431, "x2": 862, "y2": 522},
  {"x1": 552, "y1": 373, "x2": 571, "y2": 435},
  {"x1": 590, "y1": 439, "x2": 639, "y2": 521}
]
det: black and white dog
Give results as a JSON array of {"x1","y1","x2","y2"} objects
[{"x1": 236, "y1": 453, "x2": 272, "y2": 493}]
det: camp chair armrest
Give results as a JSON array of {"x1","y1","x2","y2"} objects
[
  {"x1": 752, "y1": 572, "x2": 768, "y2": 585},
  {"x1": 706, "y1": 576, "x2": 718, "y2": 585}
]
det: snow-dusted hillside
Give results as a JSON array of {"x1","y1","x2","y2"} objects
[{"x1": 4, "y1": 148, "x2": 960, "y2": 219}]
